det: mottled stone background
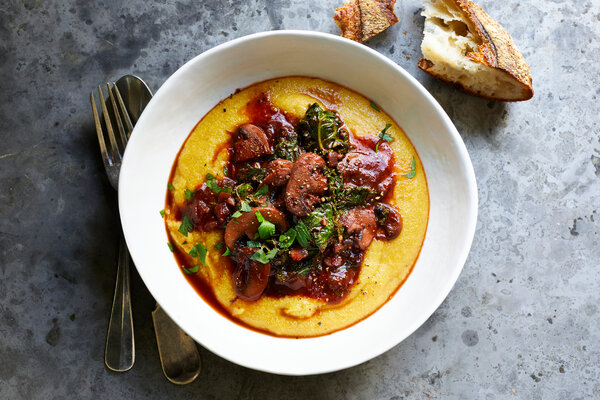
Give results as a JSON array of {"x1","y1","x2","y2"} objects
[{"x1": 1, "y1": 0, "x2": 599, "y2": 399}]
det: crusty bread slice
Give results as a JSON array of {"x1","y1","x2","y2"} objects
[
  {"x1": 418, "y1": 0, "x2": 533, "y2": 101},
  {"x1": 334, "y1": 0, "x2": 399, "y2": 42}
]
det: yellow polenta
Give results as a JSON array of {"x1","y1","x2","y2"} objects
[{"x1": 165, "y1": 77, "x2": 429, "y2": 337}]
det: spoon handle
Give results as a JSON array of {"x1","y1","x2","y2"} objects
[
  {"x1": 104, "y1": 234, "x2": 135, "y2": 372},
  {"x1": 152, "y1": 304, "x2": 201, "y2": 384}
]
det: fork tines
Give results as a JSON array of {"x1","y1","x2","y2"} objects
[{"x1": 90, "y1": 83, "x2": 134, "y2": 166}]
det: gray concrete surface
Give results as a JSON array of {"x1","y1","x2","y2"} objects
[{"x1": 1, "y1": 0, "x2": 599, "y2": 398}]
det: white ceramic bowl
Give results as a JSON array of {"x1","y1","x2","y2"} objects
[{"x1": 119, "y1": 30, "x2": 478, "y2": 375}]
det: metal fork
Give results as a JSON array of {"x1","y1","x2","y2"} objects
[{"x1": 90, "y1": 83, "x2": 135, "y2": 372}]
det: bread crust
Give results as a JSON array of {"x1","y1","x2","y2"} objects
[
  {"x1": 419, "y1": 0, "x2": 533, "y2": 101},
  {"x1": 334, "y1": 0, "x2": 399, "y2": 42}
]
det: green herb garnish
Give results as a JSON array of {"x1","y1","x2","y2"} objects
[
  {"x1": 167, "y1": 242, "x2": 174, "y2": 252},
  {"x1": 206, "y1": 179, "x2": 222, "y2": 194},
  {"x1": 240, "y1": 201, "x2": 252, "y2": 212},
  {"x1": 183, "y1": 265, "x2": 199, "y2": 275},
  {"x1": 247, "y1": 240, "x2": 262, "y2": 248},
  {"x1": 178, "y1": 215, "x2": 193, "y2": 236},
  {"x1": 403, "y1": 156, "x2": 416, "y2": 178},
  {"x1": 255, "y1": 184, "x2": 269, "y2": 198},
  {"x1": 278, "y1": 228, "x2": 297, "y2": 248},
  {"x1": 222, "y1": 247, "x2": 230, "y2": 256},
  {"x1": 167, "y1": 183, "x2": 175, "y2": 191},
  {"x1": 236, "y1": 183, "x2": 253, "y2": 199},
  {"x1": 256, "y1": 211, "x2": 276, "y2": 239},
  {"x1": 160, "y1": 209, "x2": 165, "y2": 218},
  {"x1": 205, "y1": 173, "x2": 229, "y2": 194},
  {"x1": 295, "y1": 221, "x2": 311, "y2": 248},
  {"x1": 370, "y1": 101, "x2": 381, "y2": 112},
  {"x1": 215, "y1": 242, "x2": 224, "y2": 250},
  {"x1": 231, "y1": 210, "x2": 242, "y2": 219},
  {"x1": 375, "y1": 123, "x2": 394, "y2": 152},
  {"x1": 188, "y1": 243, "x2": 207, "y2": 265},
  {"x1": 184, "y1": 188, "x2": 195, "y2": 201},
  {"x1": 69, "y1": 314, "x2": 75, "y2": 321},
  {"x1": 250, "y1": 248, "x2": 278, "y2": 264}
]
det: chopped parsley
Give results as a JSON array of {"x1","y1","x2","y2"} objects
[
  {"x1": 206, "y1": 179, "x2": 221, "y2": 194},
  {"x1": 255, "y1": 184, "x2": 269, "y2": 198},
  {"x1": 184, "y1": 188, "x2": 195, "y2": 201},
  {"x1": 178, "y1": 215, "x2": 193, "y2": 236},
  {"x1": 167, "y1": 242, "x2": 174, "y2": 252},
  {"x1": 403, "y1": 156, "x2": 416, "y2": 179},
  {"x1": 240, "y1": 201, "x2": 252, "y2": 212},
  {"x1": 247, "y1": 240, "x2": 262, "y2": 248},
  {"x1": 183, "y1": 265, "x2": 199, "y2": 275},
  {"x1": 69, "y1": 314, "x2": 75, "y2": 321},
  {"x1": 188, "y1": 243, "x2": 207, "y2": 265},
  {"x1": 278, "y1": 228, "x2": 297, "y2": 248},
  {"x1": 222, "y1": 247, "x2": 230, "y2": 256},
  {"x1": 370, "y1": 101, "x2": 381, "y2": 112},
  {"x1": 167, "y1": 183, "x2": 175, "y2": 191},
  {"x1": 256, "y1": 211, "x2": 275, "y2": 239},
  {"x1": 231, "y1": 210, "x2": 242, "y2": 219},
  {"x1": 250, "y1": 248, "x2": 278, "y2": 264},
  {"x1": 205, "y1": 172, "x2": 232, "y2": 194},
  {"x1": 295, "y1": 221, "x2": 311, "y2": 248},
  {"x1": 375, "y1": 123, "x2": 394, "y2": 152},
  {"x1": 159, "y1": 209, "x2": 165, "y2": 218},
  {"x1": 236, "y1": 183, "x2": 253, "y2": 199}
]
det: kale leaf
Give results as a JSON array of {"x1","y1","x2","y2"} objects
[
  {"x1": 237, "y1": 166, "x2": 267, "y2": 184},
  {"x1": 323, "y1": 167, "x2": 375, "y2": 209},
  {"x1": 336, "y1": 187, "x2": 377, "y2": 209},
  {"x1": 301, "y1": 203, "x2": 336, "y2": 251},
  {"x1": 298, "y1": 103, "x2": 351, "y2": 156},
  {"x1": 274, "y1": 128, "x2": 300, "y2": 161}
]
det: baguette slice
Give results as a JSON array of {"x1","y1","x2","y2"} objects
[
  {"x1": 334, "y1": 0, "x2": 399, "y2": 42},
  {"x1": 418, "y1": 0, "x2": 533, "y2": 101}
]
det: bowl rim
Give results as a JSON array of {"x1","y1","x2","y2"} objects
[{"x1": 119, "y1": 29, "x2": 478, "y2": 375}]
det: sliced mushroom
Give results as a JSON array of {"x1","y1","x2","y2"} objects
[
  {"x1": 233, "y1": 246, "x2": 270, "y2": 301},
  {"x1": 233, "y1": 123, "x2": 272, "y2": 162},
  {"x1": 374, "y1": 203, "x2": 402, "y2": 239},
  {"x1": 224, "y1": 206, "x2": 288, "y2": 249},
  {"x1": 284, "y1": 153, "x2": 328, "y2": 216},
  {"x1": 337, "y1": 149, "x2": 392, "y2": 188},
  {"x1": 261, "y1": 158, "x2": 293, "y2": 187}
]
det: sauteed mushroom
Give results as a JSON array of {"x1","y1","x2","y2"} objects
[{"x1": 284, "y1": 153, "x2": 328, "y2": 216}]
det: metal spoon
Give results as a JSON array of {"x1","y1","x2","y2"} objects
[{"x1": 116, "y1": 75, "x2": 201, "y2": 384}]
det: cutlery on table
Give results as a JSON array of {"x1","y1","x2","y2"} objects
[{"x1": 91, "y1": 76, "x2": 201, "y2": 383}]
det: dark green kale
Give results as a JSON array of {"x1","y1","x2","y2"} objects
[
  {"x1": 323, "y1": 167, "x2": 375, "y2": 209},
  {"x1": 336, "y1": 187, "x2": 377, "y2": 209},
  {"x1": 301, "y1": 203, "x2": 336, "y2": 251},
  {"x1": 274, "y1": 129, "x2": 300, "y2": 161},
  {"x1": 298, "y1": 103, "x2": 352, "y2": 156},
  {"x1": 237, "y1": 166, "x2": 267, "y2": 184}
]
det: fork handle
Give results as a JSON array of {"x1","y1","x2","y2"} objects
[{"x1": 104, "y1": 234, "x2": 135, "y2": 372}]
